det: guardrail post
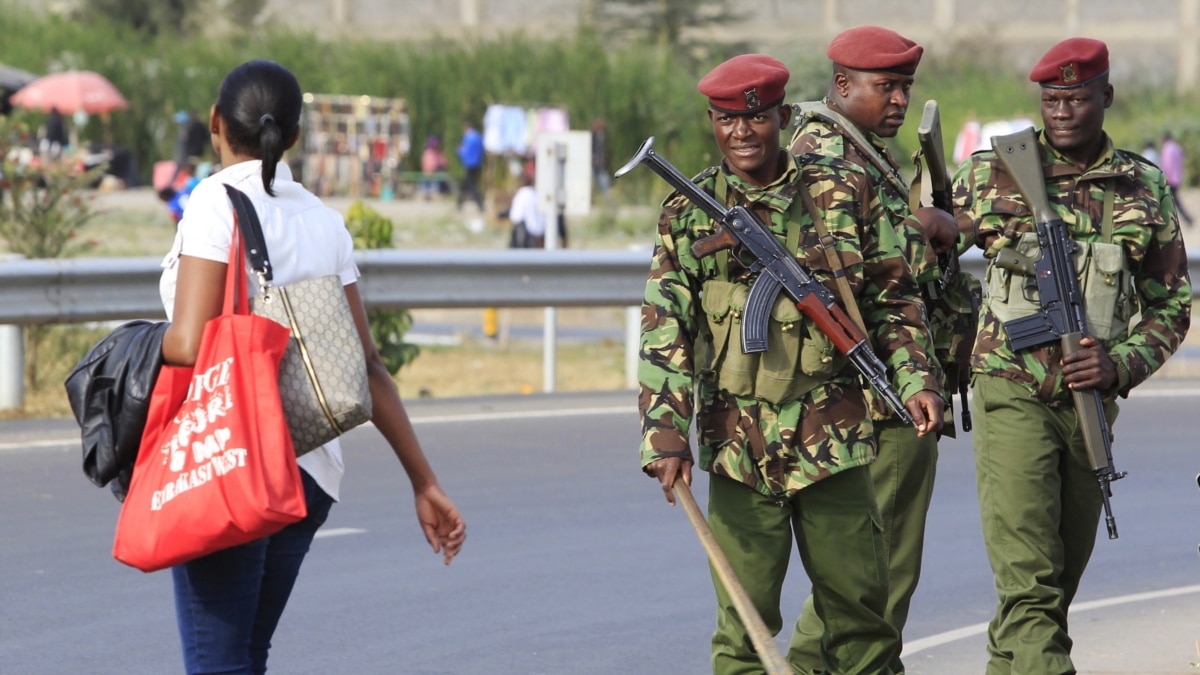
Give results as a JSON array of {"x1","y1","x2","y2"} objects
[
  {"x1": 0, "y1": 323, "x2": 22, "y2": 411},
  {"x1": 0, "y1": 254, "x2": 25, "y2": 411}
]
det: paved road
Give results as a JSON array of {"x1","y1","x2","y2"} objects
[{"x1": 1, "y1": 385, "x2": 1198, "y2": 674}]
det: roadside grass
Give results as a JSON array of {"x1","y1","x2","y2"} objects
[
  {"x1": 4, "y1": 322, "x2": 629, "y2": 421},
  {"x1": 396, "y1": 336, "x2": 628, "y2": 402}
]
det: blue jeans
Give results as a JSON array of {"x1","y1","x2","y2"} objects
[{"x1": 172, "y1": 470, "x2": 334, "y2": 674}]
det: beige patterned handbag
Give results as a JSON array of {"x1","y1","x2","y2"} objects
[{"x1": 226, "y1": 185, "x2": 372, "y2": 455}]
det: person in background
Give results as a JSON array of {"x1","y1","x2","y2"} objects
[
  {"x1": 637, "y1": 53, "x2": 943, "y2": 674},
  {"x1": 456, "y1": 119, "x2": 485, "y2": 211},
  {"x1": 158, "y1": 59, "x2": 466, "y2": 674},
  {"x1": 162, "y1": 161, "x2": 200, "y2": 224},
  {"x1": 1161, "y1": 130, "x2": 1193, "y2": 225},
  {"x1": 506, "y1": 171, "x2": 545, "y2": 248},
  {"x1": 420, "y1": 134, "x2": 449, "y2": 200},
  {"x1": 184, "y1": 110, "x2": 210, "y2": 165},
  {"x1": 43, "y1": 106, "x2": 67, "y2": 156},
  {"x1": 953, "y1": 37, "x2": 1190, "y2": 673},
  {"x1": 591, "y1": 117, "x2": 611, "y2": 199},
  {"x1": 1140, "y1": 138, "x2": 1160, "y2": 167}
]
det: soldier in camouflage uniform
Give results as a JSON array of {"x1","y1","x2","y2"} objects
[
  {"x1": 784, "y1": 27, "x2": 964, "y2": 675},
  {"x1": 638, "y1": 53, "x2": 945, "y2": 675},
  {"x1": 952, "y1": 38, "x2": 1191, "y2": 674}
]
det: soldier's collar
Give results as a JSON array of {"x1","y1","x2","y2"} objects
[
  {"x1": 1040, "y1": 129, "x2": 1117, "y2": 175},
  {"x1": 719, "y1": 154, "x2": 798, "y2": 202}
]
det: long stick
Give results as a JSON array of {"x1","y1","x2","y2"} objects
[{"x1": 672, "y1": 477, "x2": 792, "y2": 675}]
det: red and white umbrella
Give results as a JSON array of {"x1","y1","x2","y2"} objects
[{"x1": 10, "y1": 70, "x2": 128, "y2": 115}]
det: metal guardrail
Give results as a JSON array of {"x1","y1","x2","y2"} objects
[
  {"x1": 1, "y1": 248, "x2": 1196, "y2": 409},
  {"x1": 0, "y1": 248, "x2": 656, "y2": 409},
  {"x1": 7, "y1": 246, "x2": 1200, "y2": 326},
  {"x1": 7, "y1": 246, "x2": 1200, "y2": 325}
]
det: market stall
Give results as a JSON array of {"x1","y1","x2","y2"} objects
[{"x1": 295, "y1": 93, "x2": 410, "y2": 198}]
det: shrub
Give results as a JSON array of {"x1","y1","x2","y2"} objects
[
  {"x1": 344, "y1": 200, "x2": 420, "y2": 375},
  {"x1": 0, "y1": 119, "x2": 105, "y2": 259}
]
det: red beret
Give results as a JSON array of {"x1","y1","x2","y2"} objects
[
  {"x1": 698, "y1": 54, "x2": 789, "y2": 114},
  {"x1": 826, "y1": 26, "x2": 923, "y2": 74},
  {"x1": 1030, "y1": 37, "x2": 1109, "y2": 88}
]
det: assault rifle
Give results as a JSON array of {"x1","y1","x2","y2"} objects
[
  {"x1": 990, "y1": 127, "x2": 1125, "y2": 539},
  {"x1": 916, "y1": 99, "x2": 973, "y2": 433},
  {"x1": 615, "y1": 136, "x2": 913, "y2": 426},
  {"x1": 916, "y1": 100, "x2": 953, "y2": 214}
]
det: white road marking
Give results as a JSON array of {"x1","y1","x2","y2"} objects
[
  {"x1": 904, "y1": 583, "x2": 1200, "y2": 654},
  {"x1": 313, "y1": 527, "x2": 367, "y2": 539},
  {"x1": 408, "y1": 405, "x2": 634, "y2": 425}
]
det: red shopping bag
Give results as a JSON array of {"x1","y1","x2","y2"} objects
[{"x1": 113, "y1": 224, "x2": 305, "y2": 573}]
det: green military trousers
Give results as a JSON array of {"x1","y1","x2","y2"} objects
[
  {"x1": 972, "y1": 374, "x2": 1117, "y2": 675},
  {"x1": 706, "y1": 468, "x2": 897, "y2": 675},
  {"x1": 787, "y1": 418, "x2": 939, "y2": 674}
]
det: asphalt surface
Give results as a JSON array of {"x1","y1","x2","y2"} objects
[{"x1": 2, "y1": 384, "x2": 1198, "y2": 674}]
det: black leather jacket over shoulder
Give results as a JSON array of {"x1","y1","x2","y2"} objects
[{"x1": 64, "y1": 320, "x2": 169, "y2": 501}]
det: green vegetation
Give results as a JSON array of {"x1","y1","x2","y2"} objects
[
  {"x1": 0, "y1": 117, "x2": 105, "y2": 259},
  {"x1": 5, "y1": 2, "x2": 1200, "y2": 203}
]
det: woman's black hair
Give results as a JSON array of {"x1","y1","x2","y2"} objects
[{"x1": 215, "y1": 60, "x2": 302, "y2": 196}]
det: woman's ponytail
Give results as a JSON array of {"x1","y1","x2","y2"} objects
[{"x1": 258, "y1": 113, "x2": 281, "y2": 196}]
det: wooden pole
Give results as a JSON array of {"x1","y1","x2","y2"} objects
[{"x1": 672, "y1": 477, "x2": 792, "y2": 675}]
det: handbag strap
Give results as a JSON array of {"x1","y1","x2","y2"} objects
[
  {"x1": 223, "y1": 218, "x2": 249, "y2": 315},
  {"x1": 223, "y1": 184, "x2": 274, "y2": 285}
]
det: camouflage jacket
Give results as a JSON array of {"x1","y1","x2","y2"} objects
[
  {"x1": 789, "y1": 101, "x2": 941, "y2": 286},
  {"x1": 952, "y1": 130, "x2": 1191, "y2": 404},
  {"x1": 638, "y1": 152, "x2": 940, "y2": 498},
  {"x1": 789, "y1": 102, "x2": 974, "y2": 426}
]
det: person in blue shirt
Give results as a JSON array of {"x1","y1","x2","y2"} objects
[{"x1": 456, "y1": 120, "x2": 485, "y2": 211}]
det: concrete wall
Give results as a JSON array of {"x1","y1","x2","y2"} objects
[
  {"x1": 245, "y1": 0, "x2": 1200, "y2": 90},
  {"x1": 21, "y1": 0, "x2": 1200, "y2": 90}
]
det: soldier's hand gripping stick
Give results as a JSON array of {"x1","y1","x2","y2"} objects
[
  {"x1": 615, "y1": 136, "x2": 913, "y2": 426},
  {"x1": 991, "y1": 127, "x2": 1126, "y2": 539}
]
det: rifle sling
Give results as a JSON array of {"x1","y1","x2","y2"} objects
[
  {"x1": 1102, "y1": 177, "x2": 1115, "y2": 243},
  {"x1": 796, "y1": 179, "x2": 870, "y2": 337},
  {"x1": 793, "y1": 101, "x2": 913, "y2": 207},
  {"x1": 908, "y1": 150, "x2": 925, "y2": 215}
]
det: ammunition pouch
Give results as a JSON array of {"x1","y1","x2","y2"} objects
[
  {"x1": 986, "y1": 232, "x2": 1136, "y2": 342},
  {"x1": 701, "y1": 279, "x2": 846, "y2": 405}
]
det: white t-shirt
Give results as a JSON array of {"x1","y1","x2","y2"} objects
[
  {"x1": 159, "y1": 160, "x2": 359, "y2": 501},
  {"x1": 508, "y1": 184, "x2": 545, "y2": 236}
]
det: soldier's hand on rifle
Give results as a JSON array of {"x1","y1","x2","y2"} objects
[
  {"x1": 912, "y1": 206, "x2": 959, "y2": 255},
  {"x1": 1062, "y1": 335, "x2": 1118, "y2": 392},
  {"x1": 905, "y1": 389, "x2": 946, "y2": 437},
  {"x1": 646, "y1": 456, "x2": 693, "y2": 506}
]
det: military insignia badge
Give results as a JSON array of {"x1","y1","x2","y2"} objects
[
  {"x1": 1060, "y1": 63, "x2": 1078, "y2": 84},
  {"x1": 743, "y1": 87, "x2": 760, "y2": 109}
]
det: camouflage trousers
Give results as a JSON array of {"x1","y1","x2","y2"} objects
[
  {"x1": 787, "y1": 418, "x2": 939, "y2": 675},
  {"x1": 705, "y1": 468, "x2": 897, "y2": 675},
  {"x1": 973, "y1": 374, "x2": 1118, "y2": 675}
]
